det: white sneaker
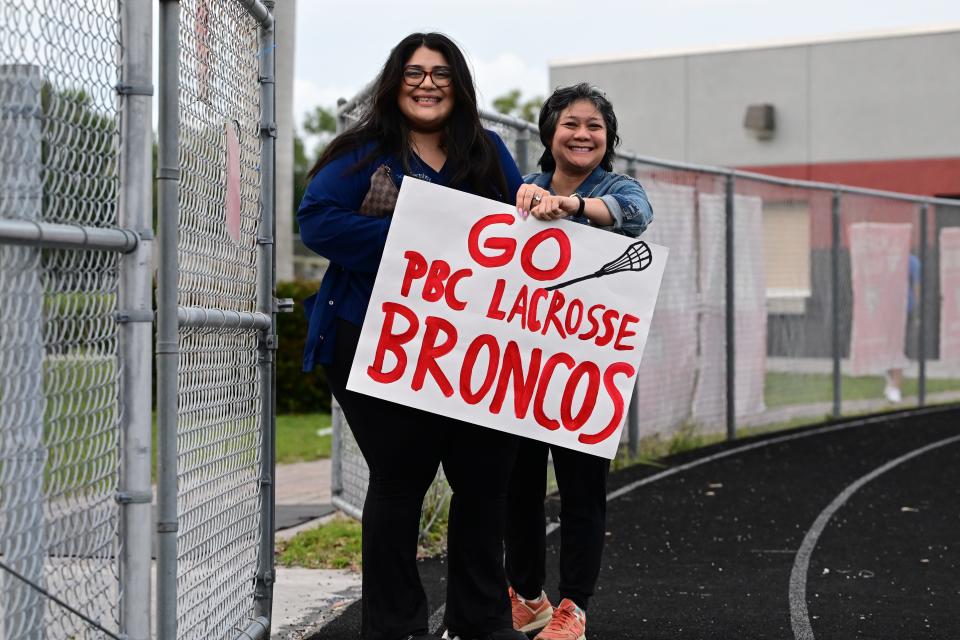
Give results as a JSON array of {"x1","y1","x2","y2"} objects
[
  {"x1": 442, "y1": 632, "x2": 462, "y2": 640},
  {"x1": 884, "y1": 384, "x2": 902, "y2": 403}
]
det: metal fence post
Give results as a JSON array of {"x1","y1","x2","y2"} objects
[
  {"x1": 724, "y1": 173, "x2": 736, "y2": 440},
  {"x1": 515, "y1": 127, "x2": 530, "y2": 175},
  {"x1": 624, "y1": 159, "x2": 640, "y2": 456},
  {"x1": 254, "y1": 1, "x2": 278, "y2": 628},
  {"x1": 117, "y1": 2, "x2": 154, "y2": 638},
  {"x1": 831, "y1": 191, "x2": 842, "y2": 418},
  {"x1": 156, "y1": 0, "x2": 182, "y2": 637},
  {"x1": 918, "y1": 202, "x2": 928, "y2": 406},
  {"x1": 336, "y1": 97, "x2": 348, "y2": 135}
]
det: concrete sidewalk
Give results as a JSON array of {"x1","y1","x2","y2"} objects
[{"x1": 271, "y1": 458, "x2": 362, "y2": 639}]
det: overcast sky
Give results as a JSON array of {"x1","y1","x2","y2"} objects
[{"x1": 292, "y1": 0, "x2": 960, "y2": 129}]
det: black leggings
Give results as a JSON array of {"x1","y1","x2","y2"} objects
[
  {"x1": 324, "y1": 320, "x2": 519, "y2": 640},
  {"x1": 504, "y1": 437, "x2": 610, "y2": 611}
]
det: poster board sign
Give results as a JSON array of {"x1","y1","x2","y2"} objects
[
  {"x1": 849, "y1": 222, "x2": 911, "y2": 375},
  {"x1": 939, "y1": 228, "x2": 960, "y2": 362},
  {"x1": 347, "y1": 179, "x2": 668, "y2": 459}
]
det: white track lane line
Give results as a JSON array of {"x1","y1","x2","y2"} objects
[
  {"x1": 429, "y1": 405, "x2": 956, "y2": 634},
  {"x1": 788, "y1": 432, "x2": 960, "y2": 640}
]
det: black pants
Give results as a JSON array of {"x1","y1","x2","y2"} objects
[
  {"x1": 324, "y1": 320, "x2": 518, "y2": 640},
  {"x1": 504, "y1": 437, "x2": 610, "y2": 611}
]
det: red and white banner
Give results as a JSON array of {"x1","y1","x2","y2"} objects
[
  {"x1": 347, "y1": 179, "x2": 668, "y2": 459},
  {"x1": 939, "y1": 228, "x2": 960, "y2": 362},
  {"x1": 849, "y1": 222, "x2": 911, "y2": 375}
]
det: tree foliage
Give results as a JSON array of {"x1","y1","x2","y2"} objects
[{"x1": 492, "y1": 89, "x2": 543, "y2": 123}]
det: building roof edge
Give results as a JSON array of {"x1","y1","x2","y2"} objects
[{"x1": 550, "y1": 23, "x2": 960, "y2": 68}]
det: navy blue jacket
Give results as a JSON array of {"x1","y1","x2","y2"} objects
[{"x1": 298, "y1": 131, "x2": 523, "y2": 371}]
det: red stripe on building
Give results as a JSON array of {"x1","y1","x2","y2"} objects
[{"x1": 736, "y1": 157, "x2": 960, "y2": 199}]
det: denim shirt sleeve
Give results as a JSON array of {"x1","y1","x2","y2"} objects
[
  {"x1": 598, "y1": 176, "x2": 654, "y2": 238},
  {"x1": 296, "y1": 148, "x2": 392, "y2": 273}
]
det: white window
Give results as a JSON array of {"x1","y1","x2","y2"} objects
[{"x1": 762, "y1": 201, "x2": 811, "y2": 314}]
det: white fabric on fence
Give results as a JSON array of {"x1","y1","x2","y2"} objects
[
  {"x1": 938, "y1": 228, "x2": 960, "y2": 363},
  {"x1": 693, "y1": 193, "x2": 767, "y2": 430},
  {"x1": 849, "y1": 223, "x2": 911, "y2": 375},
  {"x1": 630, "y1": 181, "x2": 697, "y2": 440}
]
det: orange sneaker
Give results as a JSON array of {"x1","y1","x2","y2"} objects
[
  {"x1": 533, "y1": 599, "x2": 586, "y2": 640},
  {"x1": 509, "y1": 586, "x2": 554, "y2": 634}
]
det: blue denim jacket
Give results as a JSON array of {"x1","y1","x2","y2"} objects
[{"x1": 525, "y1": 165, "x2": 653, "y2": 238}]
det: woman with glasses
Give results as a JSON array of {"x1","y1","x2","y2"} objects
[
  {"x1": 507, "y1": 83, "x2": 654, "y2": 640},
  {"x1": 298, "y1": 33, "x2": 526, "y2": 640}
]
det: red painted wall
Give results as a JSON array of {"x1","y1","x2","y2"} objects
[
  {"x1": 736, "y1": 157, "x2": 960, "y2": 199},
  {"x1": 735, "y1": 157, "x2": 960, "y2": 249}
]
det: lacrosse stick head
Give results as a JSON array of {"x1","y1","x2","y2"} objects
[{"x1": 600, "y1": 241, "x2": 652, "y2": 275}]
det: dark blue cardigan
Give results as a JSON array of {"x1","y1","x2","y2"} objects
[{"x1": 297, "y1": 131, "x2": 523, "y2": 371}]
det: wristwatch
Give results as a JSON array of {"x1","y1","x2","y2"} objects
[{"x1": 573, "y1": 193, "x2": 585, "y2": 217}]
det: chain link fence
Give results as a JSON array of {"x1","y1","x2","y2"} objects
[
  {"x1": 1, "y1": 0, "x2": 278, "y2": 638},
  {"x1": 0, "y1": 1, "x2": 135, "y2": 639},
  {"x1": 156, "y1": 1, "x2": 276, "y2": 638},
  {"x1": 329, "y1": 87, "x2": 960, "y2": 525}
]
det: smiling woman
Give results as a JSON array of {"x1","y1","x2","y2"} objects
[
  {"x1": 296, "y1": 32, "x2": 527, "y2": 640},
  {"x1": 505, "y1": 82, "x2": 655, "y2": 640}
]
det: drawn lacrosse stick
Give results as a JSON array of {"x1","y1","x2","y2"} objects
[{"x1": 545, "y1": 240, "x2": 653, "y2": 291}]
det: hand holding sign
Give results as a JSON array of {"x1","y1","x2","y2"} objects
[{"x1": 348, "y1": 179, "x2": 667, "y2": 459}]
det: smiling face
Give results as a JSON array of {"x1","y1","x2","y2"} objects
[
  {"x1": 550, "y1": 99, "x2": 607, "y2": 175},
  {"x1": 397, "y1": 46, "x2": 455, "y2": 133}
]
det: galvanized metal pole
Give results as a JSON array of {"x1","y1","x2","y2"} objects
[
  {"x1": 156, "y1": 0, "x2": 182, "y2": 637},
  {"x1": 254, "y1": 1, "x2": 277, "y2": 628},
  {"x1": 515, "y1": 127, "x2": 530, "y2": 175},
  {"x1": 724, "y1": 174, "x2": 736, "y2": 440},
  {"x1": 625, "y1": 158, "x2": 639, "y2": 456},
  {"x1": 0, "y1": 62, "x2": 45, "y2": 640},
  {"x1": 918, "y1": 203, "x2": 928, "y2": 406},
  {"x1": 831, "y1": 191, "x2": 842, "y2": 418},
  {"x1": 117, "y1": 2, "x2": 154, "y2": 638}
]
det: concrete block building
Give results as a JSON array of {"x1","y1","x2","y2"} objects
[{"x1": 549, "y1": 26, "x2": 960, "y2": 361}]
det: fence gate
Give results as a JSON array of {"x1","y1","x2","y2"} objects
[{"x1": 156, "y1": 0, "x2": 277, "y2": 639}]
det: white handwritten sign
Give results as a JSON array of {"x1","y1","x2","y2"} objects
[{"x1": 347, "y1": 179, "x2": 668, "y2": 459}]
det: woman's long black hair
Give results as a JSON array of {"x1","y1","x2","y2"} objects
[
  {"x1": 537, "y1": 82, "x2": 620, "y2": 173},
  {"x1": 307, "y1": 32, "x2": 508, "y2": 200}
]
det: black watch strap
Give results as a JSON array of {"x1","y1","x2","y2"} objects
[{"x1": 574, "y1": 193, "x2": 585, "y2": 217}]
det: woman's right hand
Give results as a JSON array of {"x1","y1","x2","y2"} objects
[{"x1": 515, "y1": 184, "x2": 551, "y2": 219}]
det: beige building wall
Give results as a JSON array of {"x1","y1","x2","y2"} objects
[{"x1": 549, "y1": 27, "x2": 960, "y2": 167}]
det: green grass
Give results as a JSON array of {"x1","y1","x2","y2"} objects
[
  {"x1": 147, "y1": 411, "x2": 331, "y2": 479},
  {"x1": 764, "y1": 372, "x2": 960, "y2": 409},
  {"x1": 276, "y1": 515, "x2": 362, "y2": 570},
  {"x1": 275, "y1": 412, "x2": 331, "y2": 463}
]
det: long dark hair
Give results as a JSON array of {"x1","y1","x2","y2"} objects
[
  {"x1": 537, "y1": 82, "x2": 620, "y2": 173},
  {"x1": 308, "y1": 32, "x2": 507, "y2": 200}
]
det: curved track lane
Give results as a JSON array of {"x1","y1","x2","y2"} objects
[{"x1": 308, "y1": 406, "x2": 960, "y2": 640}]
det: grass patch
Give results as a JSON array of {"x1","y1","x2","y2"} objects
[
  {"x1": 764, "y1": 372, "x2": 960, "y2": 408},
  {"x1": 276, "y1": 515, "x2": 362, "y2": 571},
  {"x1": 276, "y1": 412, "x2": 331, "y2": 463}
]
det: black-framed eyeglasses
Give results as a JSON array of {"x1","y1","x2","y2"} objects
[{"x1": 402, "y1": 65, "x2": 452, "y2": 88}]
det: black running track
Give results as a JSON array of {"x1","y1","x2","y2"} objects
[{"x1": 308, "y1": 405, "x2": 960, "y2": 640}]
